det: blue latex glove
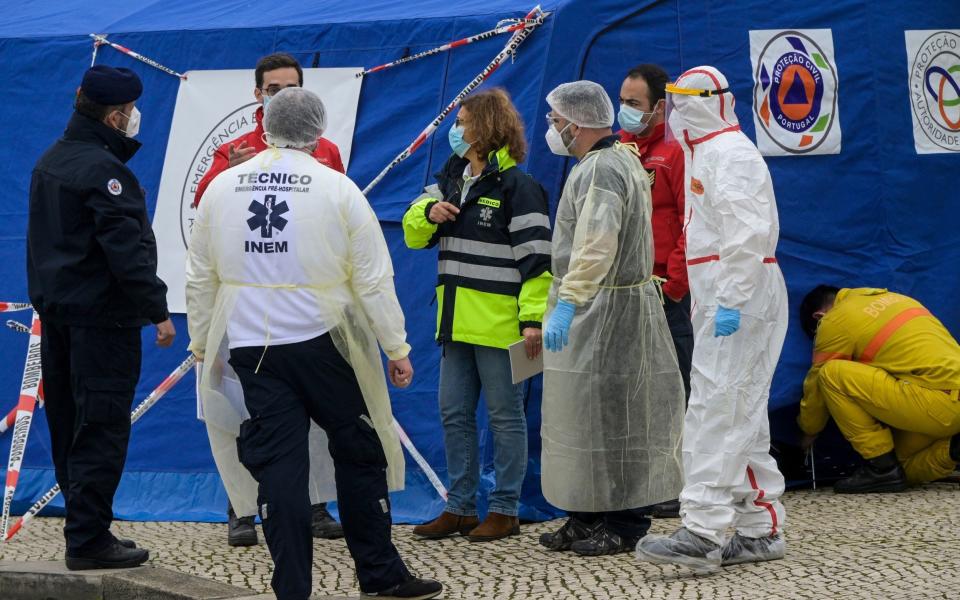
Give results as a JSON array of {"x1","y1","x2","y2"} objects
[
  {"x1": 714, "y1": 305, "x2": 741, "y2": 337},
  {"x1": 544, "y1": 300, "x2": 576, "y2": 352}
]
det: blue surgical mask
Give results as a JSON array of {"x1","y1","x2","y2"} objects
[
  {"x1": 618, "y1": 104, "x2": 654, "y2": 135},
  {"x1": 262, "y1": 94, "x2": 272, "y2": 111},
  {"x1": 448, "y1": 125, "x2": 471, "y2": 158}
]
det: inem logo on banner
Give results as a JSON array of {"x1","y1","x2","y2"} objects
[{"x1": 750, "y1": 29, "x2": 842, "y2": 156}]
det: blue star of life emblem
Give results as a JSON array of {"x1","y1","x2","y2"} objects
[{"x1": 247, "y1": 194, "x2": 289, "y2": 238}]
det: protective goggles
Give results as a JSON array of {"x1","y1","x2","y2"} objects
[{"x1": 665, "y1": 83, "x2": 730, "y2": 97}]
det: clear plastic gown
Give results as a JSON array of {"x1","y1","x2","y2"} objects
[
  {"x1": 187, "y1": 149, "x2": 409, "y2": 517},
  {"x1": 541, "y1": 142, "x2": 685, "y2": 512}
]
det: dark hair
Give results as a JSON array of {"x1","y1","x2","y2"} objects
[
  {"x1": 800, "y1": 285, "x2": 841, "y2": 339},
  {"x1": 255, "y1": 53, "x2": 303, "y2": 88},
  {"x1": 74, "y1": 90, "x2": 123, "y2": 121},
  {"x1": 460, "y1": 88, "x2": 528, "y2": 164},
  {"x1": 626, "y1": 63, "x2": 670, "y2": 106}
]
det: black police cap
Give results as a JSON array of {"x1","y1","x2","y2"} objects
[{"x1": 80, "y1": 65, "x2": 143, "y2": 105}]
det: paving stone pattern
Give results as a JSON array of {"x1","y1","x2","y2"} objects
[{"x1": 1, "y1": 487, "x2": 957, "y2": 599}]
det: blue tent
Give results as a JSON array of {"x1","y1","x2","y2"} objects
[{"x1": 0, "y1": 0, "x2": 957, "y2": 523}]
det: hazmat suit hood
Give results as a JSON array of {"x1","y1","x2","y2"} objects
[{"x1": 667, "y1": 66, "x2": 739, "y2": 147}]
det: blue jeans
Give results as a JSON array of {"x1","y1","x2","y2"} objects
[{"x1": 439, "y1": 341, "x2": 527, "y2": 517}]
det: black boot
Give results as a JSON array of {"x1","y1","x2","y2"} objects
[
  {"x1": 65, "y1": 540, "x2": 149, "y2": 570},
  {"x1": 363, "y1": 576, "x2": 442, "y2": 599},
  {"x1": 110, "y1": 532, "x2": 137, "y2": 549},
  {"x1": 311, "y1": 503, "x2": 344, "y2": 539},
  {"x1": 227, "y1": 506, "x2": 258, "y2": 547},
  {"x1": 570, "y1": 523, "x2": 639, "y2": 556},
  {"x1": 834, "y1": 451, "x2": 907, "y2": 493},
  {"x1": 538, "y1": 517, "x2": 600, "y2": 551},
  {"x1": 950, "y1": 433, "x2": 960, "y2": 463}
]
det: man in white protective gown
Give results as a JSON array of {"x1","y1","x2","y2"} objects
[
  {"x1": 186, "y1": 88, "x2": 442, "y2": 600},
  {"x1": 538, "y1": 80, "x2": 686, "y2": 557},
  {"x1": 635, "y1": 66, "x2": 789, "y2": 573}
]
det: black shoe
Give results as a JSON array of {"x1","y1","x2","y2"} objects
[
  {"x1": 651, "y1": 499, "x2": 681, "y2": 519},
  {"x1": 311, "y1": 503, "x2": 344, "y2": 539},
  {"x1": 110, "y1": 533, "x2": 137, "y2": 549},
  {"x1": 538, "y1": 517, "x2": 601, "y2": 551},
  {"x1": 362, "y1": 577, "x2": 443, "y2": 599},
  {"x1": 227, "y1": 507, "x2": 258, "y2": 547},
  {"x1": 570, "y1": 524, "x2": 639, "y2": 557},
  {"x1": 65, "y1": 540, "x2": 149, "y2": 570},
  {"x1": 834, "y1": 452, "x2": 908, "y2": 493},
  {"x1": 950, "y1": 433, "x2": 960, "y2": 463}
]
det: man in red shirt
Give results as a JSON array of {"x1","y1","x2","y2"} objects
[
  {"x1": 617, "y1": 64, "x2": 692, "y2": 518},
  {"x1": 193, "y1": 52, "x2": 344, "y2": 206},
  {"x1": 194, "y1": 53, "x2": 345, "y2": 546}
]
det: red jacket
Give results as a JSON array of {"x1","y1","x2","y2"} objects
[
  {"x1": 193, "y1": 105, "x2": 344, "y2": 206},
  {"x1": 619, "y1": 123, "x2": 688, "y2": 300}
]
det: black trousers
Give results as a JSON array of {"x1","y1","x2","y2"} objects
[
  {"x1": 663, "y1": 294, "x2": 694, "y2": 400},
  {"x1": 231, "y1": 334, "x2": 410, "y2": 600},
  {"x1": 40, "y1": 322, "x2": 141, "y2": 555}
]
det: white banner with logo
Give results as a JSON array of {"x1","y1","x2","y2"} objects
[
  {"x1": 750, "y1": 29, "x2": 841, "y2": 156},
  {"x1": 905, "y1": 30, "x2": 960, "y2": 154},
  {"x1": 153, "y1": 68, "x2": 363, "y2": 313}
]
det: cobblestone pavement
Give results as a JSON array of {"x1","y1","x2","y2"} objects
[{"x1": 1, "y1": 486, "x2": 958, "y2": 599}]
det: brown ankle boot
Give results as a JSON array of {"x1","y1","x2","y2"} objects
[
  {"x1": 412, "y1": 511, "x2": 479, "y2": 539},
  {"x1": 466, "y1": 512, "x2": 520, "y2": 542}
]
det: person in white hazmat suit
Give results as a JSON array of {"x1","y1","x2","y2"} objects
[
  {"x1": 635, "y1": 66, "x2": 788, "y2": 573},
  {"x1": 538, "y1": 81, "x2": 686, "y2": 557},
  {"x1": 186, "y1": 88, "x2": 442, "y2": 600}
]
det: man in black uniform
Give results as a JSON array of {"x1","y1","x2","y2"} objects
[{"x1": 27, "y1": 65, "x2": 175, "y2": 570}]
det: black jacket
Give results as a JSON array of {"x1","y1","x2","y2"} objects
[
  {"x1": 27, "y1": 113, "x2": 169, "y2": 327},
  {"x1": 424, "y1": 149, "x2": 552, "y2": 338}
]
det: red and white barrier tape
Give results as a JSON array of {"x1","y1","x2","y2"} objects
[
  {"x1": 90, "y1": 34, "x2": 187, "y2": 80},
  {"x1": 0, "y1": 303, "x2": 32, "y2": 313},
  {"x1": 392, "y1": 419, "x2": 447, "y2": 501},
  {"x1": 4, "y1": 354, "x2": 196, "y2": 541},
  {"x1": 358, "y1": 18, "x2": 535, "y2": 78},
  {"x1": 362, "y1": 5, "x2": 547, "y2": 195},
  {"x1": 1, "y1": 312, "x2": 42, "y2": 539}
]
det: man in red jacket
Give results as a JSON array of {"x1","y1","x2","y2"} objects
[
  {"x1": 193, "y1": 53, "x2": 345, "y2": 545},
  {"x1": 617, "y1": 63, "x2": 692, "y2": 518},
  {"x1": 193, "y1": 52, "x2": 344, "y2": 207}
]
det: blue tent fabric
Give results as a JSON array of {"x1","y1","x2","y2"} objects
[{"x1": 1, "y1": 0, "x2": 958, "y2": 523}]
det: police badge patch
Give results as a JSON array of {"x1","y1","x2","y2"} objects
[{"x1": 107, "y1": 179, "x2": 123, "y2": 196}]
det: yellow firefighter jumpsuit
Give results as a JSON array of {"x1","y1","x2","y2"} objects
[{"x1": 798, "y1": 288, "x2": 960, "y2": 483}]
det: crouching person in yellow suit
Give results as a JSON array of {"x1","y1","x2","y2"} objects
[{"x1": 797, "y1": 286, "x2": 960, "y2": 493}]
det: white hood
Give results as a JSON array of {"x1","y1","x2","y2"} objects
[{"x1": 667, "y1": 66, "x2": 740, "y2": 146}]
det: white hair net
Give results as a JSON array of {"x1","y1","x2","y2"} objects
[
  {"x1": 546, "y1": 80, "x2": 615, "y2": 128},
  {"x1": 263, "y1": 87, "x2": 327, "y2": 148}
]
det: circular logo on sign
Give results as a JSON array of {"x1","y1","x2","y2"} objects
[
  {"x1": 179, "y1": 103, "x2": 259, "y2": 249},
  {"x1": 107, "y1": 179, "x2": 122, "y2": 196},
  {"x1": 909, "y1": 31, "x2": 960, "y2": 152},
  {"x1": 753, "y1": 31, "x2": 838, "y2": 154}
]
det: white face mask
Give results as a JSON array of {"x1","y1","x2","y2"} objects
[
  {"x1": 545, "y1": 122, "x2": 574, "y2": 156},
  {"x1": 116, "y1": 107, "x2": 141, "y2": 138}
]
